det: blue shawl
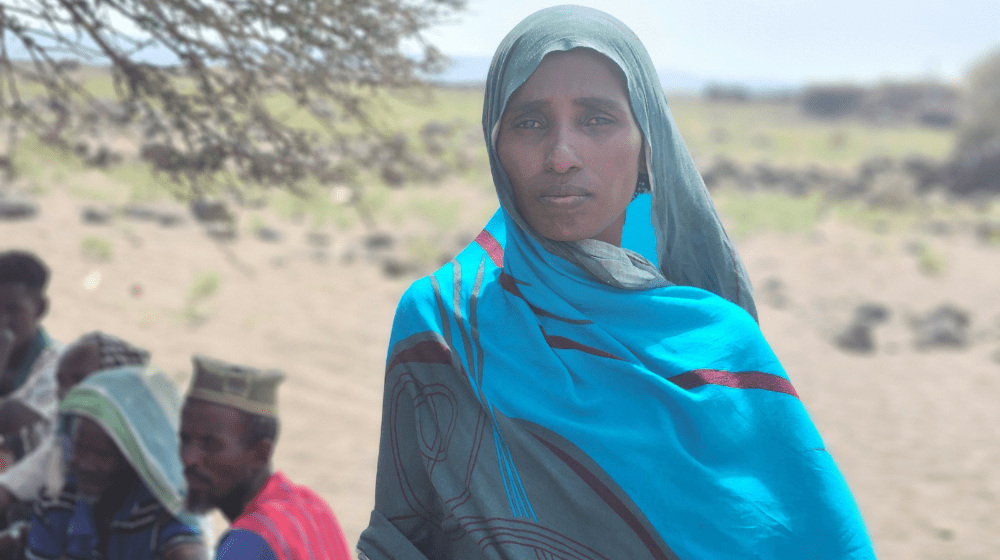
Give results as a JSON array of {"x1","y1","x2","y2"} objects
[{"x1": 359, "y1": 5, "x2": 874, "y2": 559}]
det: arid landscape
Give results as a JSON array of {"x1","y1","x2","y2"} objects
[{"x1": 3, "y1": 85, "x2": 1000, "y2": 559}]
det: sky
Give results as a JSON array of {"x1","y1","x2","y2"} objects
[{"x1": 426, "y1": 0, "x2": 1000, "y2": 87}]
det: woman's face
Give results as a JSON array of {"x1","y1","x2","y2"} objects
[{"x1": 497, "y1": 48, "x2": 644, "y2": 246}]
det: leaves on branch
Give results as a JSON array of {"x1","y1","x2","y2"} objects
[{"x1": 0, "y1": 0, "x2": 466, "y2": 197}]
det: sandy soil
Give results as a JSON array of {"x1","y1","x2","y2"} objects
[{"x1": 3, "y1": 183, "x2": 999, "y2": 559}]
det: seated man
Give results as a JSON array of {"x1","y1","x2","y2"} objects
[
  {"x1": 26, "y1": 365, "x2": 206, "y2": 560},
  {"x1": 0, "y1": 251, "x2": 62, "y2": 473},
  {"x1": 180, "y1": 355, "x2": 352, "y2": 560},
  {"x1": 0, "y1": 331, "x2": 151, "y2": 524}
]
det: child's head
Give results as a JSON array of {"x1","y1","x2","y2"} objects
[{"x1": 0, "y1": 251, "x2": 50, "y2": 356}]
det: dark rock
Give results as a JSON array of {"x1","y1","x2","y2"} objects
[
  {"x1": 306, "y1": 232, "x2": 331, "y2": 247},
  {"x1": 854, "y1": 302, "x2": 891, "y2": 326},
  {"x1": 155, "y1": 211, "x2": 184, "y2": 227},
  {"x1": 380, "y1": 256, "x2": 421, "y2": 278},
  {"x1": 759, "y1": 277, "x2": 789, "y2": 309},
  {"x1": 255, "y1": 226, "x2": 283, "y2": 243},
  {"x1": 81, "y1": 206, "x2": 113, "y2": 225},
  {"x1": 122, "y1": 204, "x2": 161, "y2": 221},
  {"x1": 922, "y1": 220, "x2": 953, "y2": 236},
  {"x1": 86, "y1": 146, "x2": 122, "y2": 168},
  {"x1": 0, "y1": 197, "x2": 39, "y2": 220},
  {"x1": 946, "y1": 139, "x2": 1000, "y2": 196},
  {"x1": 203, "y1": 221, "x2": 237, "y2": 242},
  {"x1": 191, "y1": 199, "x2": 234, "y2": 224},
  {"x1": 380, "y1": 160, "x2": 407, "y2": 187},
  {"x1": 834, "y1": 323, "x2": 877, "y2": 354},
  {"x1": 833, "y1": 302, "x2": 892, "y2": 354},
  {"x1": 364, "y1": 232, "x2": 394, "y2": 251},
  {"x1": 911, "y1": 303, "x2": 971, "y2": 350},
  {"x1": 974, "y1": 221, "x2": 1000, "y2": 246}
]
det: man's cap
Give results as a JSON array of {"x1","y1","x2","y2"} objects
[{"x1": 188, "y1": 354, "x2": 285, "y2": 417}]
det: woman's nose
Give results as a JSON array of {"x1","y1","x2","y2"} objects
[{"x1": 544, "y1": 126, "x2": 582, "y2": 173}]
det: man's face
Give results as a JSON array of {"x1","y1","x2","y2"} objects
[
  {"x1": 56, "y1": 342, "x2": 102, "y2": 401},
  {"x1": 71, "y1": 416, "x2": 131, "y2": 498},
  {"x1": 179, "y1": 398, "x2": 259, "y2": 514},
  {"x1": 0, "y1": 283, "x2": 45, "y2": 356}
]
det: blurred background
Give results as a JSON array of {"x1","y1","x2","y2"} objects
[{"x1": 1, "y1": 0, "x2": 999, "y2": 557}]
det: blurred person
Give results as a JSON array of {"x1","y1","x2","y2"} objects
[
  {"x1": 357, "y1": 6, "x2": 874, "y2": 560},
  {"x1": 0, "y1": 251, "x2": 62, "y2": 477},
  {"x1": 0, "y1": 331, "x2": 151, "y2": 530},
  {"x1": 180, "y1": 355, "x2": 352, "y2": 560},
  {"x1": 24, "y1": 365, "x2": 206, "y2": 560}
]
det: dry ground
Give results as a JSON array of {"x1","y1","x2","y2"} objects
[{"x1": 3, "y1": 180, "x2": 1000, "y2": 559}]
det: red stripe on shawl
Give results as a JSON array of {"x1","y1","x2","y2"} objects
[
  {"x1": 475, "y1": 229, "x2": 504, "y2": 268},
  {"x1": 386, "y1": 340, "x2": 452, "y2": 373},
  {"x1": 668, "y1": 369, "x2": 799, "y2": 398},
  {"x1": 231, "y1": 471, "x2": 352, "y2": 560},
  {"x1": 531, "y1": 433, "x2": 676, "y2": 560},
  {"x1": 540, "y1": 331, "x2": 625, "y2": 361}
]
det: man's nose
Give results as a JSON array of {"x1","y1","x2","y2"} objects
[{"x1": 180, "y1": 441, "x2": 201, "y2": 468}]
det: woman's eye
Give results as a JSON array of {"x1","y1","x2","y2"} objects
[
  {"x1": 513, "y1": 119, "x2": 541, "y2": 129},
  {"x1": 585, "y1": 115, "x2": 613, "y2": 126}
]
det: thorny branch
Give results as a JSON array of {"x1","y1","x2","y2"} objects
[{"x1": 0, "y1": 0, "x2": 466, "y2": 196}]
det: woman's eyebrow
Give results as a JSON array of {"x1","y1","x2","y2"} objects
[
  {"x1": 574, "y1": 96, "x2": 625, "y2": 111},
  {"x1": 504, "y1": 98, "x2": 548, "y2": 116},
  {"x1": 505, "y1": 96, "x2": 625, "y2": 117}
]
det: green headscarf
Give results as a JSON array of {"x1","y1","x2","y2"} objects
[
  {"x1": 484, "y1": 4, "x2": 757, "y2": 319},
  {"x1": 60, "y1": 365, "x2": 188, "y2": 515}
]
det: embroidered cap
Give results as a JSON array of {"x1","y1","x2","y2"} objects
[{"x1": 188, "y1": 355, "x2": 285, "y2": 417}]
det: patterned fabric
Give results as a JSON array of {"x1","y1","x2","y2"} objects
[
  {"x1": 357, "y1": 6, "x2": 874, "y2": 560},
  {"x1": 0, "y1": 327, "x2": 60, "y2": 427},
  {"x1": 0, "y1": 327, "x2": 61, "y2": 495},
  {"x1": 26, "y1": 475, "x2": 201, "y2": 560},
  {"x1": 216, "y1": 529, "x2": 278, "y2": 560},
  {"x1": 26, "y1": 365, "x2": 202, "y2": 558},
  {"x1": 230, "y1": 471, "x2": 351, "y2": 560},
  {"x1": 74, "y1": 331, "x2": 151, "y2": 370}
]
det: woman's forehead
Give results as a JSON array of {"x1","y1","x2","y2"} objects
[
  {"x1": 531, "y1": 49, "x2": 625, "y2": 92},
  {"x1": 503, "y1": 48, "x2": 630, "y2": 113}
]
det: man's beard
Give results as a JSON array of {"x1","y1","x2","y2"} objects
[
  {"x1": 185, "y1": 474, "x2": 252, "y2": 518},
  {"x1": 186, "y1": 486, "x2": 214, "y2": 514}
]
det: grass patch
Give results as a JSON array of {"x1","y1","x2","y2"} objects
[
  {"x1": 911, "y1": 240, "x2": 948, "y2": 276},
  {"x1": 409, "y1": 196, "x2": 462, "y2": 230},
  {"x1": 715, "y1": 189, "x2": 826, "y2": 238},
  {"x1": 181, "y1": 271, "x2": 222, "y2": 325},
  {"x1": 80, "y1": 236, "x2": 114, "y2": 261},
  {"x1": 668, "y1": 97, "x2": 954, "y2": 168}
]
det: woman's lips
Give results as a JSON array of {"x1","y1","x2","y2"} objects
[{"x1": 537, "y1": 186, "x2": 591, "y2": 209}]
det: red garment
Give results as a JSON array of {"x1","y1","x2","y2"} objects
[{"x1": 231, "y1": 471, "x2": 352, "y2": 560}]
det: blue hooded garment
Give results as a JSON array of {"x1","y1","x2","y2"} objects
[{"x1": 359, "y1": 5, "x2": 875, "y2": 560}]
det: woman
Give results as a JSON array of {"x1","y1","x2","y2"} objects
[
  {"x1": 359, "y1": 6, "x2": 874, "y2": 559},
  {"x1": 26, "y1": 366, "x2": 206, "y2": 560}
]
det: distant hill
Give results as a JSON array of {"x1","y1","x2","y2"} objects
[{"x1": 431, "y1": 55, "x2": 800, "y2": 95}]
